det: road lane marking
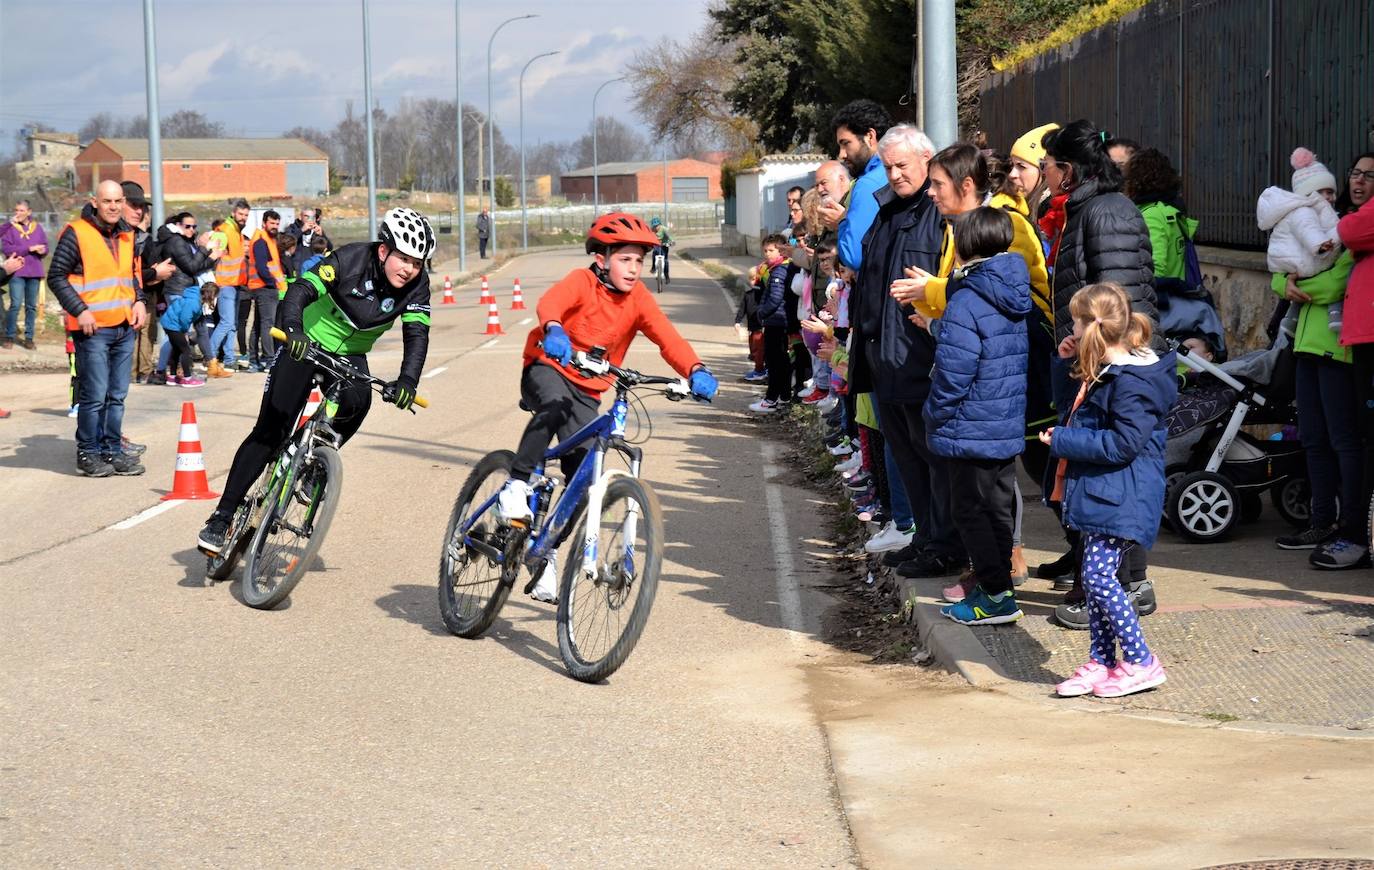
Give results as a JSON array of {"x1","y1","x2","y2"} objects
[
  {"x1": 760, "y1": 441, "x2": 806, "y2": 642},
  {"x1": 479, "y1": 338, "x2": 499, "y2": 349},
  {"x1": 422, "y1": 366, "x2": 448, "y2": 379},
  {"x1": 518, "y1": 317, "x2": 532, "y2": 326},
  {"x1": 107, "y1": 500, "x2": 184, "y2": 530}
]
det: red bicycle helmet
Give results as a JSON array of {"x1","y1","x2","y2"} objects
[{"x1": 585, "y1": 212, "x2": 661, "y2": 254}]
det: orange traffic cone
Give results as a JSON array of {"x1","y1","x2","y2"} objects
[
  {"x1": 295, "y1": 387, "x2": 323, "y2": 431},
  {"x1": 479, "y1": 275, "x2": 493, "y2": 306},
  {"x1": 441, "y1": 275, "x2": 455, "y2": 305},
  {"x1": 161, "y1": 401, "x2": 219, "y2": 501},
  {"x1": 483, "y1": 299, "x2": 505, "y2": 335},
  {"x1": 511, "y1": 278, "x2": 526, "y2": 310}
]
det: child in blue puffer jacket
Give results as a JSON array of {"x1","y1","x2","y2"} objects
[
  {"x1": 160, "y1": 282, "x2": 216, "y2": 387},
  {"x1": 925, "y1": 207, "x2": 1031, "y2": 626},
  {"x1": 1042, "y1": 282, "x2": 1177, "y2": 699}
]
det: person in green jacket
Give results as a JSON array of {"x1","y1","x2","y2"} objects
[
  {"x1": 1126, "y1": 148, "x2": 1198, "y2": 282},
  {"x1": 1272, "y1": 249, "x2": 1363, "y2": 568}
]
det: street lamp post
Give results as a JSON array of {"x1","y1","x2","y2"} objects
[
  {"x1": 141, "y1": 0, "x2": 165, "y2": 229},
  {"x1": 361, "y1": 0, "x2": 378, "y2": 239},
  {"x1": 454, "y1": 0, "x2": 466, "y2": 272},
  {"x1": 591, "y1": 76, "x2": 625, "y2": 210},
  {"x1": 487, "y1": 13, "x2": 538, "y2": 257},
  {"x1": 466, "y1": 112, "x2": 486, "y2": 212},
  {"x1": 519, "y1": 51, "x2": 559, "y2": 251}
]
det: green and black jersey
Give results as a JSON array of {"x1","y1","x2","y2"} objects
[{"x1": 278, "y1": 241, "x2": 431, "y2": 386}]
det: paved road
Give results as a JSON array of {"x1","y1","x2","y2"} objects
[{"x1": 0, "y1": 250, "x2": 857, "y2": 867}]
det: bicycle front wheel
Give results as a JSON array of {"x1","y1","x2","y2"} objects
[
  {"x1": 556, "y1": 476, "x2": 663, "y2": 682},
  {"x1": 241, "y1": 444, "x2": 343, "y2": 609},
  {"x1": 438, "y1": 450, "x2": 521, "y2": 638}
]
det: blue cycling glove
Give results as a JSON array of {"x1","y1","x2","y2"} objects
[
  {"x1": 689, "y1": 367, "x2": 718, "y2": 401},
  {"x1": 542, "y1": 322, "x2": 573, "y2": 366}
]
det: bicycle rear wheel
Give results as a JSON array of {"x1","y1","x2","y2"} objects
[
  {"x1": 438, "y1": 449, "x2": 521, "y2": 638},
  {"x1": 556, "y1": 476, "x2": 663, "y2": 682},
  {"x1": 241, "y1": 444, "x2": 343, "y2": 609}
]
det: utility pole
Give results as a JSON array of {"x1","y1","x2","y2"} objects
[
  {"x1": 361, "y1": 0, "x2": 379, "y2": 239},
  {"x1": 467, "y1": 112, "x2": 486, "y2": 213},
  {"x1": 921, "y1": 0, "x2": 957, "y2": 148},
  {"x1": 454, "y1": 0, "x2": 466, "y2": 271},
  {"x1": 141, "y1": 0, "x2": 165, "y2": 228}
]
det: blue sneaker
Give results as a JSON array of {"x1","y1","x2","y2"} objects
[
  {"x1": 742, "y1": 369, "x2": 768, "y2": 383},
  {"x1": 940, "y1": 586, "x2": 1022, "y2": 625}
]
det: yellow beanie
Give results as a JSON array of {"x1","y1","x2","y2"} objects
[{"x1": 1011, "y1": 123, "x2": 1060, "y2": 165}]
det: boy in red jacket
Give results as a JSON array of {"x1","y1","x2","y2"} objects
[{"x1": 497, "y1": 213, "x2": 718, "y2": 598}]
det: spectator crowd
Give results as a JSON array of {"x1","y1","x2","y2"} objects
[{"x1": 732, "y1": 99, "x2": 1374, "y2": 699}]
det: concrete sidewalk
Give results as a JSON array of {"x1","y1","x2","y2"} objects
[{"x1": 680, "y1": 235, "x2": 1374, "y2": 735}]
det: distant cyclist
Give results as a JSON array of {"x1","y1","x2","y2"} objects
[
  {"x1": 198, "y1": 207, "x2": 437, "y2": 555},
  {"x1": 496, "y1": 212, "x2": 717, "y2": 600},
  {"x1": 649, "y1": 216, "x2": 673, "y2": 283}
]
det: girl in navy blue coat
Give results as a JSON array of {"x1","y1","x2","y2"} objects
[
  {"x1": 926, "y1": 208, "x2": 1031, "y2": 626},
  {"x1": 1042, "y1": 283, "x2": 1177, "y2": 698}
]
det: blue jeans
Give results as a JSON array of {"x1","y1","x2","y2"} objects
[
  {"x1": 209, "y1": 285, "x2": 237, "y2": 365},
  {"x1": 6, "y1": 276, "x2": 40, "y2": 340},
  {"x1": 74, "y1": 324, "x2": 135, "y2": 456}
]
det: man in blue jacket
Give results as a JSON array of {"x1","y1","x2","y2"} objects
[
  {"x1": 851, "y1": 124, "x2": 965, "y2": 578},
  {"x1": 819, "y1": 99, "x2": 893, "y2": 273}
]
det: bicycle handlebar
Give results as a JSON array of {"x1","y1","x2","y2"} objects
[
  {"x1": 568, "y1": 350, "x2": 707, "y2": 403},
  {"x1": 269, "y1": 327, "x2": 430, "y2": 409}
]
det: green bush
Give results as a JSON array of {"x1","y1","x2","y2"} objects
[{"x1": 494, "y1": 177, "x2": 515, "y2": 208}]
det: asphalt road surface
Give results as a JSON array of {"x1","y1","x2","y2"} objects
[{"x1": 1, "y1": 249, "x2": 858, "y2": 867}]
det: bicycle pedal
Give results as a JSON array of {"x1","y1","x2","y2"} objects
[{"x1": 506, "y1": 518, "x2": 529, "y2": 529}]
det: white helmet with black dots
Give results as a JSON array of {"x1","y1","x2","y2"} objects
[{"x1": 379, "y1": 207, "x2": 437, "y2": 261}]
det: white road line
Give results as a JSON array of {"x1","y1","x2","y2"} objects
[
  {"x1": 422, "y1": 366, "x2": 448, "y2": 379},
  {"x1": 760, "y1": 441, "x2": 806, "y2": 641},
  {"x1": 518, "y1": 317, "x2": 532, "y2": 326},
  {"x1": 478, "y1": 338, "x2": 499, "y2": 349},
  {"x1": 106, "y1": 500, "x2": 183, "y2": 531}
]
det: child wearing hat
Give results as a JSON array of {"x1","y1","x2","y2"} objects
[{"x1": 1257, "y1": 147, "x2": 1344, "y2": 330}]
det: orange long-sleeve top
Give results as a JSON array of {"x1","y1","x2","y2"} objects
[{"x1": 521, "y1": 266, "x2": 702, "y2": 395}]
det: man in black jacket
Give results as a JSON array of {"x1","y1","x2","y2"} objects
[
  {"x1": 851, "y1": 124, "x2": 966, "y2": 578},
  {"x1": 122, "y1": 182, "x2": 175, "y2": 384}
]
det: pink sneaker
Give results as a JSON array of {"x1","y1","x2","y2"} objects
[
  {"x1": 177, "y1": 376, "x2": 206, "y2": 388},
  {"x1": 1055, "y1": 661, "x2": 1112, "y2": 697},
  {"x1": 802, "y1": 389, "x2": 830, "y2": 405},
  {"x1": 941, "y1": 580, "x2": 974, "y2": 603},
  {"x1": 1092, "y1": 656, "x2": 1167, "y2": 698}
]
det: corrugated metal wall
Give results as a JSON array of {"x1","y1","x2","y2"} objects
[{"x1": 978, "y1": 0, "x2": 1373, "y2": 248}]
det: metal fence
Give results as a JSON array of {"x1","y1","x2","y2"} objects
[{"x1": 979, "y1": 0, "x2": 1373, "y2": 248}]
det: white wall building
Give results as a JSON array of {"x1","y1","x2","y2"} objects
[{"x1": 729, "y1": 154, "x2": 825, "y2": 256}]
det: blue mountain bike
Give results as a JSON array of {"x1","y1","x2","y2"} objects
[{"x1": 437, "y1": 350, "x2": 703, "y2": 682}]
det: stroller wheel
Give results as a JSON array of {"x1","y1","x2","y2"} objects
[
  {"x1": 1160, "y1": 466, "x2": 1189, "y2": 532},
  {"x1": 1270, "y1": 476, "x2": 1311, "y2": 528},
  {"x1": 1168, "y1": 471, "x2": 1239, "y2": 543}
]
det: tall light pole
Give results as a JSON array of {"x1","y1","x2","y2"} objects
[
  {"x1": 141, "y1": 0, "x2": 165, "y2": 228},
  {"x1": 519, "y1": 50, "x2": 558, "y2": 251},
  {"x1": 454, "y1": 0, "x2": 467, "y2": 271},
  {"x1": 361, "y1": 0, "x2": 378, "y2": 239},
  {"x1": 662, "y1": 147, "x2": 669, "y2": 231},
  {"x1": 921, "y1": 0, "x2": 958, "y2": 149},
  {"x1": 487, "y1": 13, "x2": 538, "y2": 257},
  {"x1": 466, "y1": 112, "x2": 486, "y2": 212},
  {"x1": 591, "y1": 76, "x2": 625, "y2": 210}
]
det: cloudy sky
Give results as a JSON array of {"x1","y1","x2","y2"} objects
[{"x1": 0, "y1": 0, "x2": 711, "y2": 149}]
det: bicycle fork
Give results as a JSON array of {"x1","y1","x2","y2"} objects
[{"x1": 578, "y1": 452, "x2": 642, "y2": 583}]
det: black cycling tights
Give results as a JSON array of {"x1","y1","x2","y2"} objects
[{"x1": 212, "y1": 351, "x2": 372, "y2": 518}]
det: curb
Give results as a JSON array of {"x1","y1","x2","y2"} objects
[{"x1": 890, "y1": 571, "x2": 1011, "y2": 687}]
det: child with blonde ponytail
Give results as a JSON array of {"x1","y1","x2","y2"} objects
[{"x1": 1041, "y1": 283, "x2": 1177, "y2": 698}]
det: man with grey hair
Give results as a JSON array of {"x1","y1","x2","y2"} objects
[{"x1": 852, "y1": 123, "x2": 966, "y2": 577}]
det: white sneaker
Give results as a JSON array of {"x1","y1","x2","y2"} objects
[
  {"x1": 530, "y1": 553, "x2": 559, "y2": 603},
  {"x1": 749, "y1": 398, "x2": 780, "y2": 413},
  {"x1": 67, "y1": 404, "x2": 79, "y2": 418},
  {"x1": 834, "y1": 453, "x2": 863, "y2": 474},
  {"x1": 864, "y1": 521, "x2": 914, "y2": 554},
  {"x1": 828, "y1": 438, "x2": 854, "y2": 457},
  {"x1": 496, "y1": 478, "x2": 534, "y2": 524},
  {"x1": 816, "y1": 395, "x2": 838, "y2": 414}
]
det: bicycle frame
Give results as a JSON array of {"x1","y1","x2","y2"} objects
[{"x1": 458, "y1": 389, "x2": 642, "y2": 578}]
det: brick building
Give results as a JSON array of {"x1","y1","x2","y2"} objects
[
  {"x1": 560, "y1": 158, "x2": 721, "y2": 204},
  {"x1": 74, "y1": 138, "x2": 329, "y2": 201}
]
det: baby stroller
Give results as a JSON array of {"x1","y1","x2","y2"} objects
[{"x1": 1162, "y1": 330, "x2": 1309, "y2": 543}]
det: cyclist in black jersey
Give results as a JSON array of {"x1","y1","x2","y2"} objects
[{"x1": 197, "y1": 208, "x2": 437, "y2": 555}]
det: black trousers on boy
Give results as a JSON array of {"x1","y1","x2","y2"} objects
[
  {"x1": 948, "y1": 457, "x2": 1016, "y2": 595},
  {"x1": 762, "y1": 325, "x2": 792, "y2": 403}
]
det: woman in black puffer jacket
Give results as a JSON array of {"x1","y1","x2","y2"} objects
[{"x1": 1039, "y1": 119, "x2": 1160, "y2": 629}]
